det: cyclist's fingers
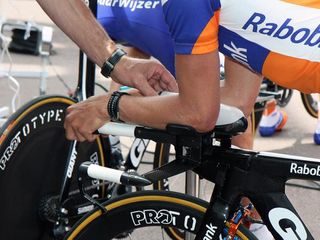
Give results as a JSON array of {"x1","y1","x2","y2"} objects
[
  {"x1": 73, "y1": 130, "x2": 87, "y2": 142},
  {"x1": 65, "y1": 122, "x2": 87, "y2": 142},
  {"x1": 64, "y1": 109, "x2": 94, "y2": 142},
  {"x1": 137, "y1": 75, "x2": 167, "y2": 96},
  {"x1": 72, "y1": 124, "x2": 99, "y2": 142},
  {"x1": 148, "y1": 79, "x2": 162, "y2": 92},
  {"x1": 160, "y1": 79, "x2": 178, "y2": 93},
  {"x1": 152, "y1": 76, "x2": 178, "y2": 93},
  {"x1": 82, "y1": 131, "x2": 98, "y2": 142},
  {"x1": 64, "y1": 119, "x2": 74, "y2": 139},
  {"x1": 154, "y1": 84, "x2": 163, "y2": 93},
  {"x1": 156, "y1": 66, "x2": 178, "y2": 92},
  {"x1": 64, "y1": 117, "x2": 99, "y2": 142},
  {"x1": 134, "y1": 78, "x2": 157, "y2": 96},
  {"x1": 64, "y1": 127, "x2": 78, "y2": 141}
]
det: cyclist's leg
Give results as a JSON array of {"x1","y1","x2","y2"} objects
[
  {"x1": 220, "y1": 57, "x2": 263, "y2": 149},
  {"x1": 234, "y1": 115, "x2": 254, "y2": 149},
  {"x1": 219, "y1": 58, "x2": 275, "y2": 239},
  {"x1": 64, "y1": 191, "x2": 257, "y2": 240}
]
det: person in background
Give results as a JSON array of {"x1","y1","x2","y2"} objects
[{"x1": 258, "y1": 98, "x2": 288, "y2": 137}]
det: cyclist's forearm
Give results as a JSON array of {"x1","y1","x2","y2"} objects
[
  {"x1": 118, "y1": 92, "x2": 217, "y2": 133},
  {"x1": 36, "y1": 0, "x2": 116, "y2": 67},
  {"x1": 119, "y1": 94, "x2": 189, "y2": 130}
]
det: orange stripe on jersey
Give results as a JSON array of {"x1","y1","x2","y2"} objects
[
  {"x1": 192, "y1": 10, "x2": 220, "y2": 54},
  {"x1": 281, "y1": 0, "x2": 320, "y2": 9},
  {"x1": 263, "y1": 52, "x2": 320, "y2": 93}
]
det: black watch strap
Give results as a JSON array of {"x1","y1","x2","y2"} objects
[{"x1": 100, "y1": 48, "x2": 127, "y2": 78}]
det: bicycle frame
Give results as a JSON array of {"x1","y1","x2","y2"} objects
[
  {"x1": 94, "y1": 119, "x2": 319, "y2": 240},
  {"x1": 194, "y1": 145, "x2": 318, "y2": 240}
]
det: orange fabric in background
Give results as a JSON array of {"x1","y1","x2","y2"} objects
[
  {"x1": 263, "y1": 52, "x2": 320, "y2": 93},
  {"x1": 281, "y1": 0, "x2": 320, "y2": 9}
]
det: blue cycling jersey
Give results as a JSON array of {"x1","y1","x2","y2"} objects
[{"x1": 97, "y1": 0, "x2": 175, "y2": 75}]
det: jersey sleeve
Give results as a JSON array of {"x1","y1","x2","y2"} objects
[{"x1": 162, "y1": 0, "x2": 221, "y2": 54}]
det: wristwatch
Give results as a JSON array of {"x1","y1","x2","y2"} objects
[{"x1": 100, "y1": 48, "x2": 127, "y2": 78}]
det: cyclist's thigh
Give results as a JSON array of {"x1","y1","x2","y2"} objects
[
  {"x1": 97, "y1": 0, "x2": 175, "y2": 75},
  {"x1": 221, "y1": 57, "x2": 263, "y2": 116}
]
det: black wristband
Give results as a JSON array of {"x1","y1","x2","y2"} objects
[
  {"x1": 107, "y1": 91, "x2": 129, "y2": 122},
  {"x1": 100, "y1": 48, "x2": 127, "y2": 78}
]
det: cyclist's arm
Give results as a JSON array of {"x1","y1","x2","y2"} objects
[
  {"x1": 36, "y1": 0, "x2": 177, "y2": 96},
  {"x1": 37, "y1": 0, "x2": 115, "y2": 67},
  {"x1": 120, "y1": 51, "x2": 221, "y2": 131},
  {"x1": 64, "y1": 51, "x2": 221, "y2": 141}
]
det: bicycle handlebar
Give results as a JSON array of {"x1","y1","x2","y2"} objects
[
  {"x1": 98, "y1": 122, "x2": 178, "y2": 144},
  {"x1": 98, "y1": 122, "x2": 137, "y2": 137},
  {"x1": 79, "y1": 162, "x2": 151, "y2": 186}
]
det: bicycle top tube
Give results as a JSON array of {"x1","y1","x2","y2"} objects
[{"x1": 253, "y1": 151, "x2": 320, "y2": 182}]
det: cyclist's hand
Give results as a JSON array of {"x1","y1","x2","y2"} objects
[
  {"x1": 111, "y1": 56, "x2": 178, "y2": 96},
  {"x1": 64, "y1": 95, "x2": 109, "y2": 142}
]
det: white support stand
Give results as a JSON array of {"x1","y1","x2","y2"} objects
[
  {"x1": 0, "y1": 19, "x2": 53, "y2": 127},
  {"x1": 0, "y1": 0, "x2": 52, "y2": 127},
  {"x1": 0, "y1": 106, "x2": 9, "y2": 126},
  {"x1": 0, "y1": 20, "x2": 52, "y2": 95}
]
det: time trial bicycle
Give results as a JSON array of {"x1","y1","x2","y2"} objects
[{"x1": 63, "y1": 105, "x2": 319, "y2": 240}]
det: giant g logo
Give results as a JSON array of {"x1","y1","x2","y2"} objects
[{"x1": 268, "y1": 207, "x2": 307, "y2": 240}]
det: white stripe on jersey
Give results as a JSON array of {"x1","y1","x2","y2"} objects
[{"x1": 220, "y1": 0, "x2": 320, "y2": 61}]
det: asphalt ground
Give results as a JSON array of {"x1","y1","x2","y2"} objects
[{"x1": 1, "y1": 1, "x2": 320, "y2": 239}]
